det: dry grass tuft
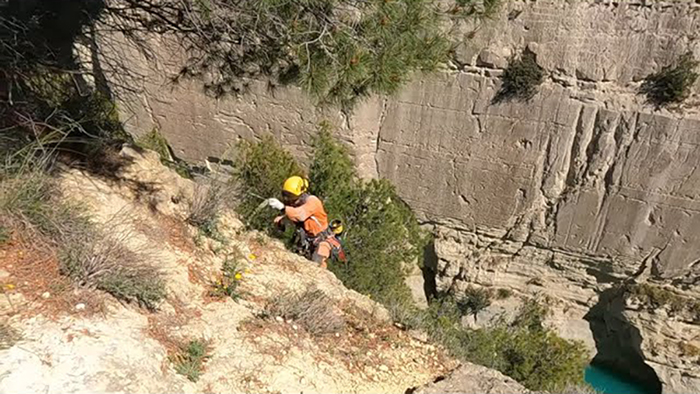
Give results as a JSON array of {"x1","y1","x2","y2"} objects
[
  {"x1": 265, "y1": 288, "x2": 345, "y2": 336},
  {"x1": 0, "y1": 322, "x2": 21, "y2": 350}
]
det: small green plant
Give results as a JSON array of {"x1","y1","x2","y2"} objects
[
  {"x1": 624, "y1": 283, "x2": 695, "y2": 316},
  {"x1": 265, "y1": 288, "x2": 345, "y2": 336},
  {"x1": 171, "y1": 338, "x2": 211, "y2": 382},
  {"x1": 0, "y1": 322, "x2": 21, "y2": 350},
  {"x1": 136, "y1": 128, "x2": 173, "y2": 161},
  {"x1": 512, "y1": 298, "x2": 549, "y2": 331},
  {"x1": 453, "y1": 0, "x2": 501, "y2": 18},
  {"x1": 0, "y1": 225, "x2": 9, "y2": 245},
  {"x1": 210, "y1": 257, "x2": 244, "y2": 300},
  {"x1": 456, "y1": 286, "x2": 492, "y2": 317},
  {"x1": 496, "y1": 288, "x2": 513, "y2": 299},
  {"x1": 641, "y1": 52, "x2": 699, "y2": 107},
  {"x1": 136, "y1": 128, "x2": 194, "y2": 179},
  {"x1": 495, "y1": 50, "x2": 544, "y2": 102},
  {"x1": 188, "y1": 181, "x2": 229, "y2": 241}
]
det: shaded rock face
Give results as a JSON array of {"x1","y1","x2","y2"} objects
[{"x1": 96, "y1": 0, "x2": 700, "y2": 392}]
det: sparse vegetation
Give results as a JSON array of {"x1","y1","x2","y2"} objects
[
  {"x1": 136, "y1": 129, "x2": 193, "y2": 179},
  {"x1": 641, "y1": 52, "x2": 699, "y2": 107},
  {"x1": 456, "y1": 286, "x2": 492, "y2": 317},
  {"x1": 0, "y1": 322, "x2": 21, "y2": 350},
  {"x1": 265, "y1": 288, "x2": 345, "y2": 336},
  {"x1": 495, "y1": 50, "x2": 545, "y2": 102},
  {"x1": 496, "y1": 288, "x2": 513, "y2": 299},
  {"x1": 410, "y1": 297, "x2": 589, "y2": 392},
  {"x1": 453, "y1": 0, "x2": 502, "y2": 18},
  {"x1": 136, "y1": 129, "x2": 172, "y2": 161},
  {"x1": 0, "y1": 171, "x2": 166, "y2": 310},
  {"x1": 188, "y1": 181, "x2": 230, "y2": 241},
  {"x1": 0, "y1": 225, "x2": 9, "y2": 245},
  {"x1": 171, "y1": 338, "x2": 211, "y2": 382},
  {"x1": 624, "y1": 283, "x2": 700, "y2": 319},
  {"x1": 210, "y1": 257, "x2": 244, "y2": 301}
]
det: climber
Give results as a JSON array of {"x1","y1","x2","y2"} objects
[{"x1": 265, "y1": 176, "x2": 345, "y2": 269}]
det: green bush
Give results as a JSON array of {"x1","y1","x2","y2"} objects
[
  {"x1": 309, "y1": 129, "x2": 425, "y2": 305},
  {"x1": 495, "y1": 50, "x2": 544, "y2": 102},
  {"x1": 234, "y1": 129, "x2": 423, "y2": 306},
  {"x1": 136, "y1": 128, "x2": 193, "y2": 179},
  {"x1": 456, "y1": 286, "x2": 492, "y2": 317},
  {"x1": 136, "y1": 128, "x2": 172, "y2": 161},
  {"x1": 233, "y1": 137, "x2": 304, "y2": 232},
  {"x1": 398, "y1": 297, "x2": 589, "y2": 392},
  {"x1": 641, "y1": 52, "x2": 699, "y2": 107},
  {"x1": 496, "y1": 288, "x2": 513, "y2": 299},
  {"x1": 171, "y1": 338, "x2": 211, "y2": 382}
]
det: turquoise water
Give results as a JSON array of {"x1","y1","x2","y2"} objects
[{"x1": 584, "y1": 364, "x2": 657, "y2": 394}]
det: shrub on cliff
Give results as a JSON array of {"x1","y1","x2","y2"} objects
[
  {"x1": 234, "y1": 129, "x2": 423, "y2": 305},
  {"x1": 495, "y1": 50, "x2": 544, "y2": 102},
  {"x1": 641, "y1": 52, "x2": 699, "y2": 107},
  {"x1": 308, "y1": 129, "x2": 424, "y2": 305},
  {"x1": 407, "y1": 297, "x2": 589, "y2": 392}
]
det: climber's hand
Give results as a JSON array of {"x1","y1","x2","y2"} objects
[
  {"x1": 266, "y1": 198, "x2": 285, "y2": 211},
  {"x1": 274, "y1": 215, "x2": 285, "y2": 230}
]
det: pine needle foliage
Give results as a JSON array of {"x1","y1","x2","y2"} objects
[{"x1": 111, "y1": 0, "x2": 451, "y2": 109}]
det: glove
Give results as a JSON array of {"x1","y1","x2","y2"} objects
[{"x1": 266, "y1": 198, "x2": 285, "y2": 210}]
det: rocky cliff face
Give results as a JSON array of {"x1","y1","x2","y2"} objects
[
  {"x1": 97, "y1": 0, "x2": 700, "y2": 392},
  {"x1": 0, "y1": 148, "x2": 457, "y2": 393}
]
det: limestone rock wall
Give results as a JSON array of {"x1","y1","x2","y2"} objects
[{"x1": 97, "y1": 1, "x2": 700, "y2": 392}]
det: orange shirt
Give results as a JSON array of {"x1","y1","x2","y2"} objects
[{"x1": 284, "y1": 195, "x2": 328, "y2": 237}]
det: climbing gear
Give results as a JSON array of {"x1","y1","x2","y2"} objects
[
  {"x1": 282, "y1": 176, "x2": 308, "y2": 197},
  {"x1": 330, "y1": 219, "x2": 343, "y2": 236},
  {"x1": 293, "y1": 224, "x2": 346, "y2": 264}
]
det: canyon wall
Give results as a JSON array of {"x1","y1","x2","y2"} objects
[{"x1": 98, "y1": 1, "x2": 700, "y2": 392}]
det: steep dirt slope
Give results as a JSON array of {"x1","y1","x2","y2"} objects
[{"x1": 0, "y1": 147, "x2": 456, "y2": 393}]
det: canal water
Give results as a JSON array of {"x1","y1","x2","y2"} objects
[{"x1": 585, "y1": 363, "x2": 658, "y2": 394}]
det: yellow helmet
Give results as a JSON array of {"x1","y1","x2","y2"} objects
[{"x1": 282, "y1": 176, "x2": 308, "y2": 197}]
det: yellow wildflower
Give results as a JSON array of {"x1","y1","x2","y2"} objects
[
  {"x1": 248, "y1": 253, "x2": 256, "y2": 260},
  {"x1": 5, "y1": 284, "x2": 15, "y2": 290},
  {"x1": 234, "y1": 272, "x2": 242, "y2": 280}
]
